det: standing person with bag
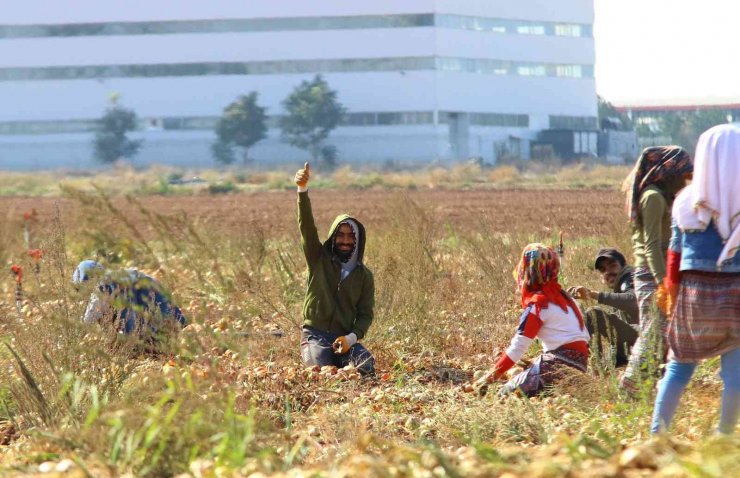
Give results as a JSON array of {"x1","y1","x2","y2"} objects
[
  {"x1": 652, "y1": 124, "x2": 740, "y2": 434},
  {"x1": 620, "y1": 146, "x2": 693, "y2": 391},
  {"x1": 294, "y1": 162, "x2": 376, "y2": 375}
]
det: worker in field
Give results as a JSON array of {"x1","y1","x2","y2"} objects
[
  {"x1": 478, "y1": 243, "x2": 590, "y2": 396},
  {"x1": 621, "y1": 145, "x2": 693, "y2": 391},
  {"x1": 567, "y1": 248, "x2": 638, "y2": 367},
  {"x1": 652, "y1": 124, "x2": 740, "y2": 435},
  {"x1": 73, "y1": 260, "x2": 187, "y2": 344},
  {"x1": 294, "y1": 162, "x2": 376, "y2": 375}
]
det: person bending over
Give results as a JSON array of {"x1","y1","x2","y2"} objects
[{"x1": 73, "y1": 260, "x2": 186, "y2": 344}]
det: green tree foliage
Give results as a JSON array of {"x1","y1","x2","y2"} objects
[
  {"x1": 93, "y1": 95, "x2": 143, "y2": 164},
  {"x1": 597, "y1": 96, "x2": 633, "y2": 131},
  {"x1": 212, "y1": 92, "x2": 268, "y2": 165},
  {"x1": 279, "y1": 75, "x2": 346, "y2": 167},
  {"x1": 658, "y1": 109, "x2": 728, "y2": 150},
  {"x1": 688, "y1": 109, "x2": 728, "y2": 138}
]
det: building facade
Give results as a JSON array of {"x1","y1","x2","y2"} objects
[{"x1": 0, "y1": 0, "x2": 597, "y2": 170}]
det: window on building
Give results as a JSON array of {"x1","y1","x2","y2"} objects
[
  {"x1": 516, "y1": 65, "x2": 547, "y2": 76},
  {"x1": 555, "y1": 65, "x2": 583, "y2": 78},
  {"x1": 555, "y1": 24, "x2": 583, "y2": 37}
]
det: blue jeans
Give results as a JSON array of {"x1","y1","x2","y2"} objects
[
  {"x1": 651, "y1": 347, "x2": 740, "y2": 434},
  {"x1": 300, "y1": 326, "x2": 375, "y2": 376}
]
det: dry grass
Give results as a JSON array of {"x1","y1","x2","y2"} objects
[
  {"x1": 0, "y1": 181, "x2": 735, "y2": 477},
  {"x1": 0, "y1": 162, "x2": 633, "y2": 197}
]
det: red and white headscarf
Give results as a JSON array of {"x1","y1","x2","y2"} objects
[
  {"x1": 514, "y1": 243, "x2": 584, "y2": 330},
  {"x1": 673, "y1": 123, "x2": 740, "y2": 265}
]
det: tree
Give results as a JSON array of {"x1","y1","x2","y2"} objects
[
  {"x1": 279, "y1": 75, "x2": 346, "y2": 167},
  {"x1": 212, "y1": 92, "x2": 267, "y2": 165},
  {"x1": 657, "y1": 109, "x2": 728, "y2": 151},
  {"x1": 687, "y1": 109, "x2": 728, "y2": 139},
  {"x1": 597, "y1": 95, "x2": 633, "y2": 131},
  {"x1": 93, "y1": 94, "x2": 143, "y2": 164}
]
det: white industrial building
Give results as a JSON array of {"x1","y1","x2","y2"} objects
[{"x1": 0, "y1": 0, "x2": 597, "y2": 170}]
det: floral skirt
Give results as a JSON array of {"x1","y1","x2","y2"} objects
[{"x1": 500, "y1": 346, "x2": 588, "y2": 397}]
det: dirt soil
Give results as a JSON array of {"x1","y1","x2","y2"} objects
[{"x1": 1, "y1": 188, "x2": 624, "y2": 239}]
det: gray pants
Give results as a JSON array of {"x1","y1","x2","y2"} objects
[
  {"x1": 585, "y1": 307, "x2": 639, "y2": 367},
  {"x1": 300, "y1": 327, "x2": 375, "y2": 376}
]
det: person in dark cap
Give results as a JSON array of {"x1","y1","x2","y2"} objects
[{"x1": 567, "y1": 248, "x2": 638, "y2": 367}]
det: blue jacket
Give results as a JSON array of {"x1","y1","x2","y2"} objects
[
  {"x1": 86, "y1": 270, "x2": 187, "y2": 336},
  {"x1": 669, "y1": 220, "x2": 740, "y2": 273}
]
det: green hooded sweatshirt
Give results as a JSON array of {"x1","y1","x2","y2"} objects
[{"x1": 297, "y1": 191, "x2": 374, "y2": 339}]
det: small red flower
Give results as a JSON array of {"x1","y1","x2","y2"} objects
[
  {"x1": 22, "y1": 208, "x2": 38, "y2": 222},
  {"x1": 10, "y1": 265, "x2": 23, "y2": 283},
  {"x1": 27, "y1": 249, "x2": 43, "y2": 262}
]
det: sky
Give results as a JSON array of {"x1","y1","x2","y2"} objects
[{"x1": 593, "y1": 0, "x2": 740, "y2": 105}]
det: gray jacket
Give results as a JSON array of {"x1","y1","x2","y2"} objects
[{"x1": 596, "y1": 265, "x2": 638, "y2": 325}]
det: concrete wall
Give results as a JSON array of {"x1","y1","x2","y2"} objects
[{"x1": 0, "y1": 125, "x2": 452, "y2": 171}]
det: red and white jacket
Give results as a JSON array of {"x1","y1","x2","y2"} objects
[{"x1": 493, "y1": 302, "x2": 590, "y2": 379}]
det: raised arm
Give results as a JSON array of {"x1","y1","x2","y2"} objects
[{"x1": 295, "y1": 162, "x2": 322, "y2": 264}]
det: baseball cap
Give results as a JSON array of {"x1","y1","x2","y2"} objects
[{"x1": 593, "y1": 248, "x2": 626, "y2": 270}]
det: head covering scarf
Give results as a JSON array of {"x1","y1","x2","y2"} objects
[
  {"x1": 514, "y1": 243, "x2": 584, "y2": 330},
  {"x1": 673, "y1": 123, "x2": 740, "y2": 265},
  {"x1": 333, "y1": 219, "x2": 359, "y2": 280},
  {"x1": 72, "y1": 260, "x2": 104, "y2": 285},
  {"x1": 626, "y1": 146, "x2": 693, "y2": 223}
]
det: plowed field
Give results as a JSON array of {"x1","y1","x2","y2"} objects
[{"x1": 1, "y1": 188, "x2": 625, "y2": 238}]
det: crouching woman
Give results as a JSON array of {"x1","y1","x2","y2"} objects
[{"x1": 486, "y1": 243, "x2": 590, "y2": 396}]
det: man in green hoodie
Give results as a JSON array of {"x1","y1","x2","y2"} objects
[{"x1": 294, "y1": 162, "x2": 375, "y2": 375}]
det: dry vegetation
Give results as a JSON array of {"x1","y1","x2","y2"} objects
[
  {"x1": 0, "y1": 162, "x2": 630, "y2": 197},
  {"x1": 0, "y1": 173, "x2": 736, "y2": 477}
]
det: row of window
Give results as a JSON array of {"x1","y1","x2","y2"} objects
[
  {"x1": 0, "y1": 111, "x2": 538, "y2": 135},
  {"x1": 0, "y1": 14, "x2": 592, "y2": 39},
  {"x1": 439, "y1": 112, "x2": 530, "y2": 128},
  {"x1": 0, "y1": 57, "x2": 594, "y2": 82},
  {"x1": 549, "y1": 115, "x2": 598, "y2": 130},
  {"x1": 437, "y1": 58, "x2": 593, "y2": 78},
  {"x1": 436, "y1": 15, "x2": 591, "y2": 37}
]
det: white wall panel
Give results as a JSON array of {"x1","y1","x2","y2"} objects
[
  {"x1": 3, "y1": 0, "x2": 435, "y2": 24},
  {"x1": 0, "y1": 71, "x2": 439, "y2": 121},
  {"x1": 436, "y1": 0, "x2": 594, "y2": 24},
  {"x1": 0, "y1": 29, "x2": 437, "y2": 67},
  {"x1": 435, "y1": 30, "x2": 594, "y2": 65},
  {"x1": 435, "y1": 73, "x2": 597, "y2": 117}
]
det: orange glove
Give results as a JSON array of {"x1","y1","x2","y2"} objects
[
  {"x1": 294, "y1": 162, "x2": 310, "y2": 188},
  {"x1": 656, "y1": 283, "x2": 678, "y2": 316},
  {"x1": 332, "y1": 333, "x2": 357, "y2": 354}
]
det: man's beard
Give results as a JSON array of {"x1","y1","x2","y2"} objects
[{"x1": 334, "y1": 245, "x2": 354, "y2": 262}]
